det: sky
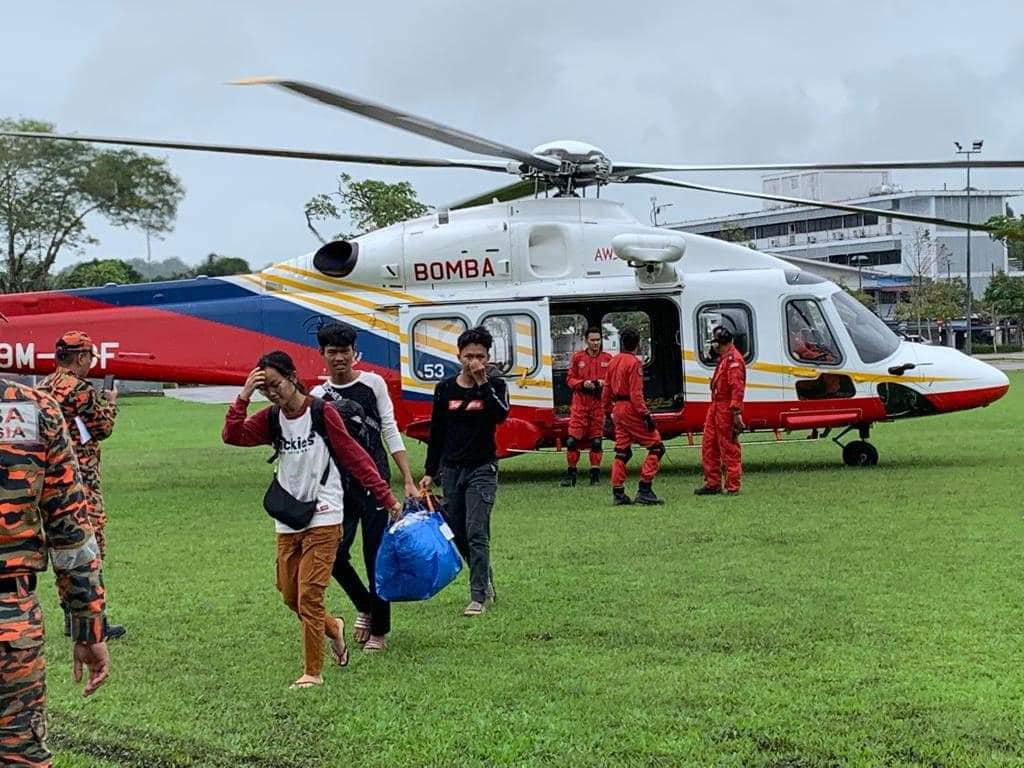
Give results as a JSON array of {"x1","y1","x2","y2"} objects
[{"x1": 3, "y1": 0, "x2": 1023, "y2": 271}]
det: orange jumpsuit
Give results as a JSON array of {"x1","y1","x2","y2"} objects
[
  {"x1": 565, "y1": 349, "x2": 612, "y2": 469},
  {"x1": 701, "y1": 345, "x2": 746, "y2": 492},
  {"x1": 602, "y1": 352, "x2": 662, "y2": 487}
]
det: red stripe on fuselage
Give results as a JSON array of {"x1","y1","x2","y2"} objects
[{"x1": 0, "y1": 293, "x2": 398, "y2": 386}]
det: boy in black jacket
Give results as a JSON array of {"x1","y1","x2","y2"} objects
[{"x1": 420, "y1": 326, "x2": 510, "y2": 616}]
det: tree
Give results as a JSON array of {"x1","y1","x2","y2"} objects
[
  {"x1": 192, "y1": 253, "x2": 251, "y2": 277},
  {"x1": 304, "y1": 173, "x2": 429, "y2": 243},
  {"x1": 982, "y1": 271, "x2": 1024, "y2": 350},
  {"x1": 836, "y1": 280, "x2": 876, "y2": 310},
  {"x1": 0, "y1": 119, "x2": 185, "y2": 292},
  {"x1": 898, "y1": 228, "x2": 940, "y2": 337},
  {"x1": 55, "y1": 258, "x2": 144, "y2": 289},
  {"x1": 720, "y1": 221, "x2": 754, "y2": 248},
  {"x1": 126, "y1": 256, "x2": 192, "y2": 281},
  {"x1": 986, "y1": 208, "x2": 1024, "y2": 272}
]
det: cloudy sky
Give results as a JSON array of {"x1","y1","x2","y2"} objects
[{"x1": 4, "y1": 0, "x2": 1023, "y2": 271}]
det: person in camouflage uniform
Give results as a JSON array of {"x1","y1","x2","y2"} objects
[
  {"x1": 0, "y1": 378, "x2": 111, "y2": 767},
  {"x1": 38, "y1": 331, "x2": 125, "y2": 640}
]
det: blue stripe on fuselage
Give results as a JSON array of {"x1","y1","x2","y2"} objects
[{"x1": 67, "y1": 278, "x2": 398, "y2": 368}]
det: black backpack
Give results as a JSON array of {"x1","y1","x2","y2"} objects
[{"x1": 266, "y1": 397, "x2": 369, "y2": 468}]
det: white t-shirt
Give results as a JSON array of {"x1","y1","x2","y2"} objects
[
  {"x1": 311, "y1": 371, "x2": 406, "y2": 455},
  {"x1": 273, "y1": 405, "x2": 345, "y2": 534}
]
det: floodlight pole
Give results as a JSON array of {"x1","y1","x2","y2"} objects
[{"x1": 954, "y1": 139, "x2": 983, "y2": 354}]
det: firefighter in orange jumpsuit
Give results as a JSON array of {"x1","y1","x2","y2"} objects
[
  {"x1": 561, "y1": 327, "x2": 613, "y2": 487},
  {"x1": 695, "y1": 326, "x2": 746, "y2": 496},
  {"x1": 601, "y1": 328, "x2": 665, "y2": 506}
]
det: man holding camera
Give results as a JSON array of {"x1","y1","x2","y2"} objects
[
  {"x1": 601, "y1": 328, "x2": 665, "y2": 506},
  {"x1": 561, "y1": 327, "x2": 612, "y2": 487},
  {"x1": 38, "y1": 331, "x2": 125, "y2": 640}
]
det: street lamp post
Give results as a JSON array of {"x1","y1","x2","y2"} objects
[
  {"x1": 851, "y1": 254, "x2": 869, "y2": 292},
  {"x1": 954, "y1": 139, "x2": 983, "y2": 354}
]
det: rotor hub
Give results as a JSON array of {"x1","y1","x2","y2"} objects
[{"x1": 530, "y1": 140, "x2": 612, "y2": 184}]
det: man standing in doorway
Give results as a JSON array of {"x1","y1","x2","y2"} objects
[
  {"x1": 38, "y1": 331, "x2": 125, "y2": 640},
  {"x1": 561, "y1": 327, "x2": 612, "y2": 487},
  {"x1": 420, "y1": 326, "x2": 509, "y2": 617},
  {"x1": 695, "y1": 326, "x2": 746, "y2": 496},
  {"x1": 311, "y1": 323, "x2": 418, "y2": 654},
  {"x1": 601, "y1": 328, "x2": 665, "y2": 506}
]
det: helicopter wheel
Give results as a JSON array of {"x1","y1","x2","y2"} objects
[{"x1": 842, "y1": 440, "x2": 878, "y2": 467}]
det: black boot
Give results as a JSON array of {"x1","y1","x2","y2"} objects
[
  {"x1": 104, "y1": 617, "x2": 127, "y2": 641},
  {"x1": 694, "y1": 485, "x2": 722, "y2": 496},
  {"x1": 63, "y1": 606, "x2": 71, "y2": 638},
  {"x1": 612, "y1": 487, "x2": 633, "y2": 506},
  {"x1": 634, "y1": 481, "x2": 664, "y2": 505},
  {"x1": 589, "y1": 467, "x2": 600, "y2": 486},
  {"x1": 560, "y1": 468, "x2": 577, "y2": 487}
]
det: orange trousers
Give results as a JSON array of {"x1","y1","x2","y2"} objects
[{"x1": 275, "y1": 524, "x2": 343, "y2": 676}]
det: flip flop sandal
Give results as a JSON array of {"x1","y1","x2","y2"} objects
[
  {"x1": 353, "y1": 613, "x2": 372, "y2": 645},
  {"x1": 289, "y1": 678, "x2": 323, "y2": 690},
  {"x1": 329, "y1": 618, "x2": 350, "y2": 667}
]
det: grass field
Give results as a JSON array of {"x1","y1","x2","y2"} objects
[{"x1": 43, "y1": 374, "x2": 1024, "y2": 768}]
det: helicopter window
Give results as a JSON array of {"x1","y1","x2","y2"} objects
[
  {"x1": 786, "y1": 300, "x2": 842, "y2": 365},
  {"x1": 831, "y1": 290, "x2": 900, "y2": 363},
  {"x1": 551, "y1": 313, "x2": 589, "y2": 371},
  {"x1": 795, "y1": 373, "x2": 856, "y2": 400},
  {"x1": 411, "y1": 316, "x2": 468, "y2": 381},
  {"x1": 696, "y1": 303, "x2": 754, "y2": 365},
  {"x1": 480, "y1": 313, "x2": 539, "y2": 378},
  {"x1": 601, "y1": 311, "x2": 652, "y2": 365}
]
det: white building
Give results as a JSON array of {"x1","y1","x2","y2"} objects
[{"x1": 669, "y1": 173, "x2": 1022, "y2": 317}]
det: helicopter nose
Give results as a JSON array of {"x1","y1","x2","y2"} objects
[{"x1": 917, "y1": 345, "x2": 1010, "y2": 412}]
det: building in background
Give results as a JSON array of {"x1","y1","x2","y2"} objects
[{"x1": 669, "y1": 172, "x2": 1022, "y2": 322}]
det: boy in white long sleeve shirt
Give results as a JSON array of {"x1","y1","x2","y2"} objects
[{"x1": 311, "y1": 324, "x2": 418, "y2": 653}]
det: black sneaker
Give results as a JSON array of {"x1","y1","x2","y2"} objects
[
  {"x1": 635, "y1": 482, "x2": 664, "y2": 505},
  {"x1": 589, "y1": 468, "x2": 601, "y2": 486},
  {"x1": 612, "y1": 489, "x2": 633, "y2": 506},
  {"x1": 694, "y1": 486, "x2": 722, "y2": 496},
  {"x1": 105, "y1": 621, "x2": 127, "y2": 641},
  {"x1": 560, "y1": 469, "x2": 577, "y2": 487}
]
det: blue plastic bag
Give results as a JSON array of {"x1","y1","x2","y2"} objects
[{"x1": 375, "y1": 496, "x2": 463, "y2": 602}]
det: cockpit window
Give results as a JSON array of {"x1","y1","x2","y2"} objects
[
  {"x1": 831, "y1": 290, "x2": 900, "y2": 364},
  {"x1": 786, "y1": 299, "x2": 842, "y2": 365}
]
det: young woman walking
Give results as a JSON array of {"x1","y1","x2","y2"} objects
[{"x1": 222, "y1": 351, "x2": 400, "y2": 688}]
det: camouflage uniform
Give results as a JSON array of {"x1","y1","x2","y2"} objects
[
  {"x1": 38, "y1": 332, "x2": 117, "y2": 556},
  {"x1": 0, "y1": 379, "x2": 106, "y2": 767}
]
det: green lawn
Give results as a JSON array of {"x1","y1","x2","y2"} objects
[{"x1": 43, "y1": 375, "x2": 1024, "y2": 767}]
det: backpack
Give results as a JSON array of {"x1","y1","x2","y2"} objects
[{"x1": 266, "y1": 397, "x2": 369, "y2": 469}]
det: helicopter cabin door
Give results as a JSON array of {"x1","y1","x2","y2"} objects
[{"x1": 398, "y1": 299, "x2": 553, "y2": 455}]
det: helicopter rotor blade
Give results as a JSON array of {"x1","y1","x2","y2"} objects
[
  {"x1": 0, "y1": 130, "x2": 515, "y2": 172},
  {"x1": 614, "y1": 158, "x2": 1024, "y2": 175},
  {"x1": 627, "y1": 175, "x2": 1001, "y2": 232},
  {"x1": 234, "y1": 77, "x2": 561, "y2": 174},
  {"x1": 448, "y1": 179, "x2": 539, "y2": 210}
]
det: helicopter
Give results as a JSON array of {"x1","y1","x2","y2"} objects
[{"x1": 0, "y1": 78, "x2": 1017, "y2": 467}]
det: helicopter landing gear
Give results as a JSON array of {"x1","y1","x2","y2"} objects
[{"x1": 833, "y1": 424, "x2": 878, "y2": 467}]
